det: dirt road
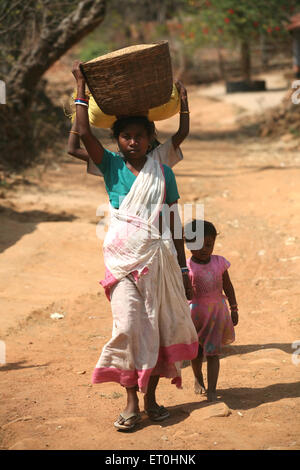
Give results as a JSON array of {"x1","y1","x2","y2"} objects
[{"x1": 0, "y1": 73, "x2": 299, "y2": 450}]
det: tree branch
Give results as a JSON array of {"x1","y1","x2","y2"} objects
[{"x1": 8, "y1": 0, "x2": 106, "y2": 107}]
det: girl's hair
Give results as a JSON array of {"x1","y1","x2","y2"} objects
[
  {"x1": 184, "y1": 219, "x2": 218, "y2": 244},
  {"x1": 111, "y1": 116, "x2": 156, "y2": 140}
]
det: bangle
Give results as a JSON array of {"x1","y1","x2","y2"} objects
[
  {"x1": 181, "y1": 267, "x2": 189, "y2": 273},
  {"x1": 75, "y1": 97, "x2": 89, "y2": 102},
  {"x1": 69, "y1": 130, "x2": 80, "y2": 135},
  {"x1": 180, "y1": 111, "x2": 190, "y2": 114},
  {"x1": 75, "y1": 99, "x2": 89, "y2": 107},
  {"x1": 230, "y1": 305, "x2": 238, "y2": 310}
]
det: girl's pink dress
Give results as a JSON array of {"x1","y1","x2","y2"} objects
[{"x1": 187, "y1": 255, "x2": 235, "y2": 356}]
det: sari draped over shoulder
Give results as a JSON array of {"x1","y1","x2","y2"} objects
[{"x1": 92, "y1": 156, "x2": 198, "y2": 393}]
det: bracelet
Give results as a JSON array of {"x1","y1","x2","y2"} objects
[
  {"x1": 181, "y1": 267, "x2": 189, "y2": 273},
  {"x1": 180, "y1": 111, "x2": 190, "y2": 114},
  {"x1": 230, "y1": 305, "x2": 238, "y2": 311},
  {"x1": 69, "y1": 130, "x2": 80, "y2": 135},
  {"x1": 75, "y1": 97, "x2": 89, "y2": 102},
  {"x1": 75, "y1": 99, "x2": 89, "y2": 107}
]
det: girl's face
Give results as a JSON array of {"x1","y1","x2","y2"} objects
[
  {"x1": 118, "y1": 123, "x2": 150, "y2": 160},
  {"x1": 190, "y1": 235, "x2": 216, "y2": 262}
]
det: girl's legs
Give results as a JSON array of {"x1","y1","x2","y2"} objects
[
  {"x1": 191, "y1": 343, "x2": 206, "y2": 394},
  {"x1": 206, "y1": 355, "x2": 220, "y2": 402}
]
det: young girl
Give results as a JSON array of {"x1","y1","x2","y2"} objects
[
  {"x1": 185, "y1": 220, "x2": 239, "y2": 402},
  {"x1": 71, "y1": 61, "x2": 198, "y2": 431}
]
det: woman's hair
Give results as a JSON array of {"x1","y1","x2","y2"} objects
[
  {"x1": 111, "y1": 116, "x2": 156, "y2": 140},
  {"x1": 184, "y1": 219, "x2": 218, "y2": 245}
]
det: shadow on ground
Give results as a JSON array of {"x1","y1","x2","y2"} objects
[{"x1": 0, "y1": 205, "x2": 77, "y2": 253}]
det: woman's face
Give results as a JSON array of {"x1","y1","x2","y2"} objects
[{"x1": 118, "y1": 123, "x2": 150, "y2": 160}]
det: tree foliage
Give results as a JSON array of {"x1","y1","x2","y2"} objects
[
  {"x1": 189, "y1": 0, "x2": 297, "y2": 42},
  {"x1": 183, "y1": 0, "x2": 298, "y2": 81}
]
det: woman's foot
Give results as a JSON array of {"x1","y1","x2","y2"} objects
[
  {"x1": 144, "y1": 404, "x2": 170, "y2": 421},
  {"x1": 144, "y1": 375, "x2": 170, "y2": 421},
  {"x1": 114, "y1": 412, "x2": 142, "y2": 431},
  {"x1": 144, "y1": 383, "x2": 169, "y2": 422},
  {"x1": 115, "y1": 385, "x2": 140, "y2": 430}
]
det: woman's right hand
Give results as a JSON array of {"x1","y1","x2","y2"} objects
[{"x1": 72, "y1": 60, "x2": 85, "y2": 83}]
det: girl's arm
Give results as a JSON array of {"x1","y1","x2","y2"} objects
[
  {"x1": 169, "y1": 202, "x2": 193, "y2": 300},
  {"x1": 67, "y1": 116, "x2": 89, "y2": 163},
  {"x1": 171, "y1": 80, "x2": 189, "y2": 150},
  {"x1": 72, "y1": 61, "x2": 104, "y2": 165},
  {"x1": 222, "y1": 270, "x2": 239, "y2": 326}
]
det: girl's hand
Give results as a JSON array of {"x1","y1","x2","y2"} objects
[
  {"x1": 72, "y1": 60, "x2": 85, "y2": 83},
  {"x1": 231, "y1": 310, "x2": 239, "y2": 326},
  {"x1": 182, "y1": 273, "x2": 193, "y2": 300}
]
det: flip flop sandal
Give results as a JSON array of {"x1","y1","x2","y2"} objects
[
  {"x1": 145, "y1": 405, "x2": 170, "y2": 421},
  {"x1": 113, "y1": 412, "x2": 142, "y2": 431}
]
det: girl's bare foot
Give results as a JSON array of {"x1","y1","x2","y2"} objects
[{"x1": 194, "y1": 378, "x2": 206, "y2": 395}]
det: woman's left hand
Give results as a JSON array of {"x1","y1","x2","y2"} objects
[
  {"x1": 182, "y1": 273, "x2": 193, "y2": 300},
  {"x1": 175, "y1": 80, "x2": 188, "y2": 101}
]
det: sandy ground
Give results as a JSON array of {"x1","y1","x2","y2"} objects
[{"x1": 0, "y1": 69, "x2": 300, "y2": 451}]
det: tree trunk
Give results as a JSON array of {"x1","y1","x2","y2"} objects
[
  {"x1": 217, "y1": 45, "x2": 226, "y2": 81},
  {"x1": 240, "y1": 40, "x2": 251, "y2": 83},
  {"x1": 8, "y1": 0, "x2": 106, "y2": 109},
  {"x1": 1, "y1": 0, "x2": 106, "y2": 170}
]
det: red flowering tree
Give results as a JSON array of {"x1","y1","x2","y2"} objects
[{"x1": 188, "y1": 0, "x2": 297, "y2": 82}]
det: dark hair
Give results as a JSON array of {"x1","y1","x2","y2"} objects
[
  {"x1": 111, "y1": 116, "x2": 156, "y2": 140},
  {"x1": 184, "y1": 219, "x2": 217, "y2": 243}
]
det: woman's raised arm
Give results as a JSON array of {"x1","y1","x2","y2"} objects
[
  {"x1": 72, "y1": 61, "x2": 104, "y2": 165},
  {"x1": 67, "y1": 116, "x2": 89, "y2": 162},
  {"x1": 171, "y1": 80, "x2": 190, "y2": 150}
]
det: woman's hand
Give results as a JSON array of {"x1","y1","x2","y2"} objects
[
  {"x1": 175, "y1": 80, "x2": 188, "y2": 103},
  {"x1": 182, "y1": 272, "x2": 193, "y2": 300},
  {"x1": 72, "y1": 60, "x2": 85, "y2": 83}
]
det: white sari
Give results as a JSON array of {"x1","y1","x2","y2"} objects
[{"x1": 92, "y1": 153, "x2": 198, "y2": 392}]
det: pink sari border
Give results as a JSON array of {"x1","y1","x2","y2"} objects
[
  {"x1": 92, "y1": 367, "x2": 153, "y2": 393},
  {"x1": 91, "y1": 341, "x2": 198, "y2": 392},
  {"x1": 158, "y1": 341, "x2": 198, "y2": 364}
]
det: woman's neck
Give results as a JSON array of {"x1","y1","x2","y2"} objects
[{"x1": 125, "y1": 155, "x2": 147, "y2": 173}]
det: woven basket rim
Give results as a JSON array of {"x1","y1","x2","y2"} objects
[
  {"x1": 80, "y1": 41, "x2": 172, "y2": 116},
  {"x1": 83, "y1": 40, "x2": 169, "y2": 65}
]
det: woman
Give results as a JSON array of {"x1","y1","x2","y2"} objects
[{"x1": 71, "y1": 61, "x2": 198, "y2": 431}]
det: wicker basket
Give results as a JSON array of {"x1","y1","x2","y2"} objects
[{"x1": 80, "y1": 41, "x2": 173, "y2": 117}]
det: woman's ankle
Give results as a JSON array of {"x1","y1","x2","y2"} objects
[{"x1": 125, "y1": 387, "x2": 139, "y2": 413}]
